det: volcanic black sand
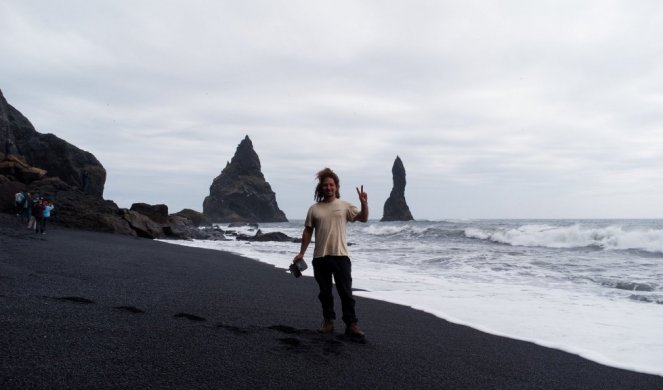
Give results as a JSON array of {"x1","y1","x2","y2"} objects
[{"x1": 1, "y1": 213, "x2": 662, "y2": 389}]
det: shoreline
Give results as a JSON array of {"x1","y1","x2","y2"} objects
[
  {"x1": 1, "y1": 214, "x2": 662, "y2": 389},
  {"x1": 161, "y1": 223, "x2": 663, "y2": 379}
]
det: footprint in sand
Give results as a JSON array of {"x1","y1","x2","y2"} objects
[
  {"x1": 174, "y1": 312, "x2": 206, "y2": 322},
  {"x1": 114, "y1": 305, "x2": 145, "y2": 314},
  {"x1": 216, "y1": 323, "x2": 251, "y2": 334},
  {"x1": 51, "y1": 296, "x2": 95, "y2": 304}
]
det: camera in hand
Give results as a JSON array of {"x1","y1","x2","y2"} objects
[{"x1": 289, "y1": 259, "x2": 308, "y2": 278}]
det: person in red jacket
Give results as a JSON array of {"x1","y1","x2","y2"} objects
[{"x1": 32, "y1": 198, "x2": 46, "y2": 234}]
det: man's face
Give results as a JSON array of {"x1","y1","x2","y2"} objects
[{"x1": 321, "y1": 177, "x2": 337, "y2": 200}]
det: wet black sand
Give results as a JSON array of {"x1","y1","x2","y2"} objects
[{"x1": 1, "y1": 214, "x2": 662, "y2": 389}]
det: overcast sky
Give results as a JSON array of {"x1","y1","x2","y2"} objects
[{"x1": 2, "y1": 0, "x2": 663, "y2": 219}]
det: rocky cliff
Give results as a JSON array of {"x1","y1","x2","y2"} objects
[
  {"x1": 0, "y1": 89, "x2": 105, "y2": 197},
  {"x1": 0, "y1": 88, "x2": 204, "y2": 238},
  {"x1": 203, "y1": 136, "x2": 287, "y2": 222},
  {"x1": 381, "y1": 156, "x2": 414, "y2": 222}
]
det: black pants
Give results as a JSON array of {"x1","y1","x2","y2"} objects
[
  {"x1": 312, "y1": 256, "x2": 357, "y2": 325},
  {"x1": 35, "y1": 217, "x2": 45, "y2": 234}
]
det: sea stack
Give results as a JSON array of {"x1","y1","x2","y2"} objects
[
  {"x1": 381, "y1": 156, "x2": 414, "y2": 222},
  {"x1": 203, "y1": 136, "x2": 287, "y2": 223}
]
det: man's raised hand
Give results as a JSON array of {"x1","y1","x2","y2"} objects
[{"x1": 356, "y1": 185, "x2": 368, "y2": 205}]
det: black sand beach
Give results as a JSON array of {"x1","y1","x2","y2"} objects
[{"x1": 1, "y1": 214, "x2": 662, "y2": 389}]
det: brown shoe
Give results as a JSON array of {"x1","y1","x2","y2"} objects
[
  {"x1": 345, "y1": 322, "x2": 365, "y2": 337},
  {"x1": 319, "y1": 319, "x2": 335, "y2": 334}
]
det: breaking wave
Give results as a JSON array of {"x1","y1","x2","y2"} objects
[
  {"x1": 363, "y1": 223, "x2": 466, "y2": 240},
  {"x1": 364, "y1": 224, "x2": 427, "y2": 236},
  {"x1": 464, "y1": 224, "x2": 663, "y2": 254}
]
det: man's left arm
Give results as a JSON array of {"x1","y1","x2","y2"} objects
[{"x1": 354, "y1": 185, "x2": 369, "y2": 222}]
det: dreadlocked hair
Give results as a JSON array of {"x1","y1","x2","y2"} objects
[{"x1": 314, "y1": 167, "x2": 340, "y2": 202}]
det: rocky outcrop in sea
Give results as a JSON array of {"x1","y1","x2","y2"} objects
[
  {"x1": 381, "y1": 156, "x2": 414, "y2": 222},
  {"x1": 203, "y1": 135, "x2": 287, "y2": 223}
]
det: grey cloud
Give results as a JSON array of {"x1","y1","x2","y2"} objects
[{"x1": 2, "y1": 1, "x2": 663, "y2": 218}]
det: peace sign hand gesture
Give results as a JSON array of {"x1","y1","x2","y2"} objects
[
  {"x1": 354, "y1": 185, "x2": 369, "y2": 222},
  {"x1": 356, "y1": 185, "x2": 368, "y2": 205}
]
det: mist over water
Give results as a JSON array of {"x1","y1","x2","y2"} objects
[{"x1": 163, "y1": 219, "x2": 663, "y2": 377}]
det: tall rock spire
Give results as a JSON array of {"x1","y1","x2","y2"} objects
[
  {"x1": 203, "y1": 136, "x2": 287, "y2": 222},
  {"x1": 381, "y1": 156, "x2": 414, "y2": 222}
]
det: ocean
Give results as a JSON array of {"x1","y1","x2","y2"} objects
[{"x1": 162, "y1": 219, "x2": 663, "y2": 377}]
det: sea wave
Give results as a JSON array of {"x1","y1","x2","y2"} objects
[
  {"x1": 363, "y1": 224, "x2": 428, "y2": 236},
  {"x1": 464, "y1": 224, "x2": 663, "y2": 254},
  {"x1": 362, "y1": 223, "x2": 466, "y2": 240},
  {"x1": 629, "y1": 294, "x2": 663, "y2": 304}
]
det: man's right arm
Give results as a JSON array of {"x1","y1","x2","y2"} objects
[{"x1": 293, "y1": 226, "x2": 314, "y2": 263}]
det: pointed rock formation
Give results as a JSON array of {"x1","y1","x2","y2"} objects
[
  {"x1": 381, "y1": 156, "x2": 414, "y2": 222},
  {"x1": 203, "y1": 136, "x2": 287, "y2": 222}
]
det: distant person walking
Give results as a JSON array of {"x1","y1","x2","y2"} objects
[
  {"x1": 26, "y1": 193, "x2": 37, "y2": 230},
  {"x1": 14, "y1": 191, "x2": 25, "y2": 217},
  {"x1": 39, "y1": 199, "x2": 54, "y2": 234},
  {"x1": 32, "y1": 198, "x2": 46, "y2": 234},
  {"x1": 293, "y1": 168, "x2": 369, "y2": 338},
  {"x1": 20, "y1": 192, "x2": 32, "y2": 224}
]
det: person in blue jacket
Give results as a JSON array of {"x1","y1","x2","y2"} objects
[{"x1": 37, "y1": 199, "x2": 55, "y2": 234}]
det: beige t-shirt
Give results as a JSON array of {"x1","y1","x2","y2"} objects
[{"x1": 305, "y1": 199, "x2": 360, "y2": 258}]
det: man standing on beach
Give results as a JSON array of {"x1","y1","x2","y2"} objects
[{"x1": 293, "y1": 168, "x2": 369, "y2": 338}]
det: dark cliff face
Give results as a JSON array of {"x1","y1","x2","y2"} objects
[
  {"x1": 203, "y1": 136, "x2": 288, "y2": 223},
  {"x1": 381, "y1": 156, "x2": 414, "y2": 222},
  {"x1": 0, "y1": 88, "x2": 208, "y2": 238},
  {"x1": 0, "y1": 88, "x2": 131, "y2": 234},
  {"x1": 0, "y1": 88, "x2": 106, "y2": 197}
]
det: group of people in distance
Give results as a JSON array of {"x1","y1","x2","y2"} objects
[{"x1": 14, "y1": 191, "x2": 54, "y2": 235}]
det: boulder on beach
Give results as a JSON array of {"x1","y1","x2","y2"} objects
[
  {"x1": 235, "y1": 229, "x2": 300, "y2": 243},
  {"x1": 120, "y1": 209, "x2": 168, "y2": 239},
  {"x1": 172, "y1": 208, "x2": 208, "y2": 227},
  {"x1": 130, "y1": 203, "x2": 169, "y2": 225}
]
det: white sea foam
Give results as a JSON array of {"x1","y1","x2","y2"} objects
[
  {"x1": 355, "y1": 283, "x2": 663, "y2": 376},
  {"x1": 363, "y1": 223, "x2": 427, "y2": 236},
  {"x1": 465, "y1": 224, "x2": 663, "y2": 254}
]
